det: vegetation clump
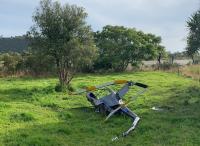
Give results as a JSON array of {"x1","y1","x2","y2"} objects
[{"x1": 10, "y1": 113, "x2": 35, "y2": 122}]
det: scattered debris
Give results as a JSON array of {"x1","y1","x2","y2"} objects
[
  {"x1": 151, "y1": 105, "x2": 174, "y2": 111},
  {"x1": 112, "y1": 136, "x2": 119, "y2": 141},
  {"x1": 151, "y1": 106, "x2": 164, "y2": 111}
]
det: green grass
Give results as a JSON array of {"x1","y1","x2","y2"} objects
[{"x1": 0, "y1": 72, "x2": 199, "y2": 146}]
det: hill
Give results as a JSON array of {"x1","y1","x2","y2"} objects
[
  {"x1": 0, "y1": 36, "x2": 28, "y2": 52},
  {"x1": 0, "y1": 72, "x2": 199, "y2": 146}
]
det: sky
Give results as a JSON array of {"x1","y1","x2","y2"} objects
[{"x1": 0, "y1": 0, "x2": 199, "y2": 52}]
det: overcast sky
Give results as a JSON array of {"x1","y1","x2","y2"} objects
[{"x1": 0, "y1": 0, "x2": 199, "y2": 52}]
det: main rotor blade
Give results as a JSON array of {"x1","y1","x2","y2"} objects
[
  {"x1": 105, "y1": 106, "x2": 122, "y2": 122},
  {"x1": 73, "y1": 80, "x2": 128, "y2": 94}
]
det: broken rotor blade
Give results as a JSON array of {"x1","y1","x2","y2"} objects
[
  {"x1": 122, "y1": 116, "x2": 140, "y2": 136},
  {"x1": 104, "y1": 106, "x2": 122, "y2": 121},
  {"x1": 73, "y1": 82, "x2": 113, "y2": 94},
  {"x1": 104, "y1": 101, "x2": 131, "y2": 122},
  {"x1": 72, "y1": 80, "x2": 128, "y2": 95}
]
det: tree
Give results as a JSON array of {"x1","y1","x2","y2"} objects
[
  {"x1": 186, "y1": 9, "x2": 200, "y2": 63},
  {"x1": 27, "y1": 0, "x2": 97, "y2": 90},
  {"x1": 137, "y1": 32, "x2": 166, "y2": 69},
  {"x1": 94, "y1": 25, "x2": 165, "y2": 71},
  {"x1": 186, "y1": 35, "x2": 199, "y2": 63},
  {"x1": 94, "y1": 25, "x2": 139, "y2": 71}
]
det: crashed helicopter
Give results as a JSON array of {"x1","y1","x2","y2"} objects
[{"x1": 72, "y1": 80, "x2": 148, "y2": 139}]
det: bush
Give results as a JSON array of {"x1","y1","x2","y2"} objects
[
  {"x1": 0, "y1": 52, "x2": 22, "y2": 75},
  {"x1": 0, "y1": 52, "x2": 56, "y2": 76},
  {"x1": 55, "y1": 83, "x2": 74, "y2": 92},
  {"x1": 55, "y1": 84, "x2": 64, "y2": 92}
]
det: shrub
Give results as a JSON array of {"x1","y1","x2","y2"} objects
[
  {"x1": 55, "y1": 83, "x2": 74, "y2": 92},
  {"x1": 55, "y1": 84, "x2": 63, "y2": 92}
]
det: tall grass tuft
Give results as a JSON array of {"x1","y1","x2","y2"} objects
[
  {"x1": 181, "y1": 65, "x2": 200, "y2": 81},
  {"x1": 10, "y1": 112, "x2": 35, "y2": 122}
]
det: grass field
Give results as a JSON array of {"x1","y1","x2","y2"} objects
[{"x1": 0, "y1": 72, "x2": 200, "y2": 146}]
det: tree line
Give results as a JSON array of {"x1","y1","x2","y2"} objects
[
  {"x1": 0, "y1": 36, "x2": 28, "y2": 52},
  {"x1": 0, "y1": 24, "x2": 166, "y2": 74}
]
